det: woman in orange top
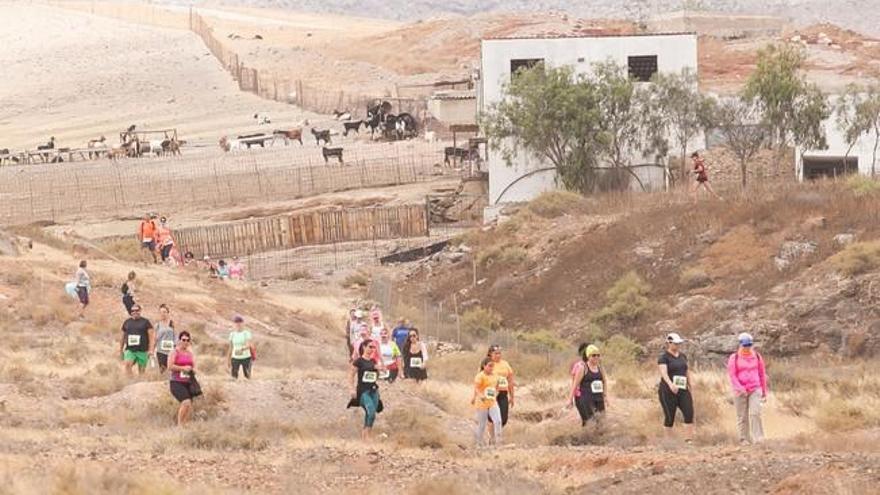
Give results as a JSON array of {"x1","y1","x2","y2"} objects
[
  {"x1": 155, "y1": 216, "x2": 175, "y2": 263},
  {"x1": 138, "y1": 214, "x2": 158, "y2": 264},
  {"x1": 471, "y1": 357, "x2": 502, "y2": 447}
]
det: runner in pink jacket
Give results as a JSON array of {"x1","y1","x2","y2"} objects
[{"x1": 727, "y1": 333, "x2": 768, "y2": 444}]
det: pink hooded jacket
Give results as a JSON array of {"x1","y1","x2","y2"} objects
[{"x1": 727, "y1": 350, "x2": 768, "y2": 396}]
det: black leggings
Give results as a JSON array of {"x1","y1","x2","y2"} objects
[
  {"x1": 122, "y1": 295, "x2": 135, "y2": 314},
  {"x1": 659, "y1": 384, "x2": 694, "y2": 427},
  {"x1": 489, "y1": 391, "x2": 510, "y2": 427},
  {"x1": 231, "y1": 358, "x2": 252, "y2": 379},
  {"x1": 161, "y1": 244, "x2": 173, "y2": 261},
  {"x1": 575, "y1": 392, "x2": 605, "y2": 425}
]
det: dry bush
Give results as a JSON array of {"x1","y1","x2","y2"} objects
[
  {"x1": 497, "y1": 208, "x2": 536, "y2": 236},
  {"x1": 419, "y1": 381, "x2": 472, "y2": 416},
  {"x1": 611, "y1": 367, "x2": 653, "y2": 400},
  {"x1": 62, "y1": 408, "x2": 109, "y2": 427},
  {"x1": 100, "y1": 238, "x2": 144, "y2": 262},
  {"x1": 182, "y1": 421, "x2": 271, "y2": 451},
  {"x1": 429, "y1": 351, "x2": 482, "y2": 384},
  {"x1": 845, "y1": 174, "x2": 880, "y2": 197},
  {"x1": 528, "y1": 379, "x2": 566, "y2": 403},
  {"x1": 527, "y1": 190, "x2": 588, "y2": 218},
  {"x1": 829, "y1": 240, "x2": 880, "y2": 276},
  {"x1": 64, "y1": 363, "x2": 129, "y2": 399},
  {"x1": 597, "y1": 335, "x2": 645, "y2": 370},
  {"x1": 592, "y1": 271, "x2": 654, "y2": 328},
  {"x1": 516, "y1": 329, "x2": 567, "y2": 351},
  {"x1": 380, "y1": 407, "x2": 448, "y2": 449},
  {"x1": 279, "y1": 270, "x2": 311, "y2": 281},
  {"x1": 700, "y1": 225, "x2": 774, "y2": 279},
  {"x1": 510, "y1": 350, "x2": 566, "y2": 381},
  {"x1": 0, "y1": 361, "x2": 33, "y2": 385},
  {"x1": 49, "y1": 463, "x2": 178, "y2": 495},
  {"x1": 342, "y1": 271, "x2": 370, "y2": 289},
  {"x1": 186, "y1": 323, "x2": 227, "y2": 357},
  {"x1": 460, "y1": 307, "x2": 502, "y2": 338},
  {"x1": 814, "y1": 398, "x2": 880, "y2": 432},
  {"x1": 679, "y1": 266, "x2": 712, "y2": 289}
]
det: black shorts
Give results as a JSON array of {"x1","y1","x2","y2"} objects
[
  {"x1": 170, "y1": 380, "x2": 192, "y2": 402},
  {"x1": 142, "y1": 240, "x2": 156, "y2": 251},
  {"x1": 76, "y1": 286, "x2": 89, "y2": 305},
  {"x1": 156, "y1": 352, "x2": 169, "y2": 370},
  {"x1": 160, "y1": 244, "x2": 173, "y2": 261}
]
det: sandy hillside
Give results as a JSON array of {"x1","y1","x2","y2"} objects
[{"x1": 0, "y1": 3, "x2": 316, "y2": 150}]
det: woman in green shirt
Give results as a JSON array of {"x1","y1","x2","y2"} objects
[{"x1": 227, "y1": 315, "x2": 256, "y2": 379}]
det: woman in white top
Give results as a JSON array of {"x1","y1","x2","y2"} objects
[{"x1": 74, "y1": 260, "x2": 91, "y2": 319}]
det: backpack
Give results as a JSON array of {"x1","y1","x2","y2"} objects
[
  {"x1": 121, "y1": 282, "x2": 129, "y2": 295},
  {"x1": 733, "y1": 351, "x2": 763, "y2": 374}
]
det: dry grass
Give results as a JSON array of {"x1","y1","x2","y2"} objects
[
  {"x1": 814, "y1": 398, "x2": 880, "y2": 432},
  {"x1": 845, "y1": 174, "x2": 880, "y2": 197},
  {"x1": 343, "y1": 271, "x2": 370, "y2": 288},
  {"x1": 592, "y1": 271, "x2": 654, "y2": 329},
  {"x1": 829, "y1": 240, "x2": 880, "y2": 276},
  {"x1": 64, "y1": 363, "x2": 130, "y2": 399},
  {"x1": 49, "y1": 463, "x2": 179, "y2": 495},
  {"x1": 527, "y1": 190, "x2": 589, "y2": 218},
  {"x1": 100, "y1": 238, "x2": 145, "y2": 263},
  {"x1": 679, "y1": 266, "x2": 712, "y2": 289},
  {"x1": 459, "y1": 306, "x2": 502, "y2": 338},
  {"x1": 380, "y1": 407, "x2": 448, "y2": 449}
]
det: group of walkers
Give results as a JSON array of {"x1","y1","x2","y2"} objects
[{"x1": 566, "y1": 331, "x2": 768, "y2": 445}]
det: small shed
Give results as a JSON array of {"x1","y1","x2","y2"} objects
[{"x1": 427, "y1": 90, "x2": 477, "y2": 126}]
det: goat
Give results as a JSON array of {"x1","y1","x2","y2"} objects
[
  {"x1": 342, "y1": 120, "x2": 363, "y2": 137},
  {"x1": 310, "y1": 128, "x2": 331, "y2": 146},
  {"x1": 161, "y1": 138, "x2": 183, "y2": 156},
  {"x1": 272, "y1": 128, "x2": 304, "y2": 146},
  {"x1": 444, "y1": 146, "x2": 476, "y2": 165},
  {"x1": 253, "y1": 113, "x2": 271, "y2": 125},
  {"x1": 107, "y1": 146, "x2": 128, "y2": 161},
  {"x1": 395, "y1": 113, "x2": 418, "y2": 140},
  {"x1": 87, "y1": 135, "x2": 108, "y2": 160},
  {"x1": 37, "y1": 136, "x2": 55, "y2": 162},
  {"x1": 333, "y1": 109, "x2": 352, "y2": 121},
  {"x1": 322, "y1": 146, "x2": 344, "y2": 165}
]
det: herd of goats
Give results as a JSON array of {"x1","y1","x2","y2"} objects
[{"x1": 1, "y1": 100, "x2": 483, "y2": 167}]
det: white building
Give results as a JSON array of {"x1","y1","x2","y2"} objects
[
  {"x1": 478, "y1": 33, "x2": 699, "y2": 211},
  {"x1": 797, "y1": 95, "x2": 879, "y2": 180}
]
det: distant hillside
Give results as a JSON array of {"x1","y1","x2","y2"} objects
[{"x1": 192, "y1": 0, "x2": 880, "y2": 36}]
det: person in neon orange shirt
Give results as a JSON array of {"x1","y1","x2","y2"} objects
[{"x1": 138, "y1": 213, "x2": 158, "y2": 264}]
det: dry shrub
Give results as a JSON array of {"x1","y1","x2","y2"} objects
[
  {"x1": 592, "y1": 271, "x2": 654, "y2": 328},
  {"x1": 183, "y1": 421, "x2": 271, "y2": 451},
  {"x1": 829, "y1": 240, "x2": 880, "y2": 276},
  {"x1": 280, "y1": 270, "x2": 311, "y2": 281},
  {"x1": 404, "y1": 472, "x2": 546, "y2": 495},
  {"x1": 419, "y1": 381, "x2": 471, "y2": 416},
  {"x1": 342, "y1": 271, "x2": 370, "y2": 288},
  {"x1": 64, "y1": 363, "x2": 129, "y2": 399},
  {"x1": 611, "y1": 367, "x2": 653, "y2": 400},
  {"x1": 50, "y1": 463, "x2": 178, "y2": 495},
  {"x1": 845, "y1": 174, "x2": 880, "y2": 197},
  {"x1": 198, "y1": 355, "x2": 222, "y2": 375},
  {"x1": 100, "y1": 238, "x2": 144, "y2": 263},
  {"x1": 460, "y1": 307, "x2": 502, "y2": 338},
  {"x1": 527, "y1": 190, "x2": 588, "y2": 218},
  {"x1": 528, "y1": 379, "x2": 566, "y2": 403},
  {"x1": 516, "y1": 329, "x2": 567, "y2": 351},
  {"x1": 679, "y1": 266, "x2": 712, "y2": 289},
  {"x1": 597, "y1": 335, "x2": 645, "y2": 370},
  {"x1": 381, "y1": 408, "x2": 448, "y2": 449},
  {"x1": 700, "y1": 225, "x2": 773, "y2": 279},
  {"x1": 0, "y1": 361, "x2": 33, "y2": 385},
  {"x1": 62, "y1": 408, "x2": 109, "y2": 427},
  {"x1": 814, "y1": 398, "x2": 880, "y2": 432},
  {"x1": 187, "y1": 323, "x2": 227, "y2": 357},
  {"x1": 476, "y1": 243, "x2": 526, "y2": 267},
  {"x1": 429, "y1": 351, "x2": 482, "y2": 384},
  {"x1": 510, "y1": 350, "x2": 565, "y2": 381}
]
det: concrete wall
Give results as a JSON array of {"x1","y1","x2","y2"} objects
[
  {"x1": 797, "y1": 97, "x2": 880, "y2": 180},
  {"x1": 480, "y1": 33, "x2": 698, "y2": 205},
  {"x1": 427, "y1": 97, "x2": 477, "y2": 125}
]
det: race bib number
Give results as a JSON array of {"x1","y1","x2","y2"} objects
[
  {"x1": 127, "y1": 334, "x2": 141, "y2": 347},
  {"x1": 142, "y1": 237, "x2": 153, "y2": 243},
  {"x1": 673, "y1": 375, "x2": 688, "y2": 390},
  {"x1": 379, "y1": 370, "x2": 390, "y2": 380},
  {"x1": 179, "y1": 371, "x2": 190, "y2": 379},
  {"x1": 233, "y1": 347, "x2": 249, "y2": 358},
  {"x1": 160, "y1": 340, "x2": 174, "y2": 352},
  {"x1": 484, "y1": 387, "x2": 497, "y2": 400},
  {"x1": 362, "y1": 371, "x2": 378, "y2": 384},
  {"x1": 590, "y1": 380, "x2": 604, "y2": 394},
  {"x1": 410, "y1": 357, "x2": 423, "y2": 368},
  {"x1": 497, "y1": 377, "x2": 509, "y2": 389}
]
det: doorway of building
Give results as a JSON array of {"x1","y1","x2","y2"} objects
[{"x1": 802, "y1": 156, "x2": 858, "y2": 180}]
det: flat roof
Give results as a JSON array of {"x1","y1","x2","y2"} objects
[{"x1": 483, "y1": 31, "x2": 696, "y2": 41}]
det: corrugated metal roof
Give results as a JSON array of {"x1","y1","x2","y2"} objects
[
  {"x1": 483, "y1": 31, "x2": 696, "y2": 41},
  {"x1": 431, "y1": 90, "x2": 476, "y2": 100}
]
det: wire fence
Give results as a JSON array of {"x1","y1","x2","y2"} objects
[{"x1": 0, "y1": 142, "x2": 452, "y2": 225}]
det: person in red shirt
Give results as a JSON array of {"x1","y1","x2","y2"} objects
[
  {"x1": 155, "y1": 216, "x2": 176, "y2": 263},
  {"x1": 689, "y1": 152, "x2": 722, "y2": 202},
  {"x1": 138, "y1": 213, "x2": 158, "y2": 263}
]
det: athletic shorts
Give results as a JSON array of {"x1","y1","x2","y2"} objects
[
  {"x1": 142, "y1": 240, "x2": 156, "y2": 251},
  {"x1": 123, "y1": 350, "x2": 149, "y2": 368},
  {"x1": 156, "y1": 352, "x2": 169, "y2": 370},
  {"x1": 76, "y1": 286, "x2": 89, "y2": 305},
  {"x1": 170, "y1": 380, "x2": 192, "y2": 402}
]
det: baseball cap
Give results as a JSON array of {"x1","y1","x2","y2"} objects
[
  {"x1": 354, "y1": 309, "x2": 364, "y2": 318},
  {"x1": 666, "y1": 332, "x2": 686, "y2": 344},
  {"x1": 738, "y1": 332, "x2": 754, "y2": 346},
  {"x1": 233, "y1": 315, "x2": 244, "y2": 323},
  {"x1": 584, "y1": 344, "x2": 600, "y2": 357},
  {"x1": 488, "y1": 344, "x2": 502, "y2": 353}
]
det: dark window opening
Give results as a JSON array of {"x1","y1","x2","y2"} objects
[
  {"x1": 510, "y1": 58, "x2": 544, "y2": 78},
  {"x1": 628, "y1": 55, "x2": 658, "y2": 82},
  {"x1": 803, "y1": 156, "x2": 858, "y2": 180}
]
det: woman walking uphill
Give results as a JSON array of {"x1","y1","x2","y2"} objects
[
  {"x1": 155, "y1": 304, "x2": 176, "y2": 372},
  {"x1": 349, "y1": 340, "x2": 386, "y2": 440},
  {"x1": 402, "y1": 328, "x2": 428, "y2": 382},
  {"x1": 658, "y1": 332, "x2": 694, "y2": 439},
  {"x1": 728, "y1": 333, "x2": 768, "y2": 445},
  {"x1": 74, "y1": 260, "x2": 91, "y2": 319},
  {"x1": 487, "y1": 345, "x2": 515, "y2": 429},
  {"x1": 168, "y1": 331, "x2": 198, "y2": 426},
  {"x1": 227, "y1": 315, "x2": 256, "y2": 380},
  {"x1": 569, "y1": 345, "x2": 608, "y2": 426},
  {"x1": 472, "y1": 357, "x2": 502, "y2": 448}
]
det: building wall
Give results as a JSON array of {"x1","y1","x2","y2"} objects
[
  {"x1": 480, "y1": 34, "x2": 698, "y2": 205},
  {"x1": 427, "y1": 97, "x2": 477, "y2": 125},
  {"x1": 796, "y1": 103, "x2": 880, "y2": 179}
]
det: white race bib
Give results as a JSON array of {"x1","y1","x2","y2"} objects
[
  {"x1": 590, "y1": 380, "x2": 604, "y2": 394},
  {"x1": 484, "y1": 387, "x2": 497, "y2": 400},
  {"x1": 673, "y1": 375, "x2": 688, "y2": 390},
  {"x1": 179, "y1": 371, "x2": 190, "y2": 379},
  {"x1": 497, "y1": 376, "x2": 509, "y2": 389},
  {"x1": 233, "y1": 347, "x2": 249, "y2": 359},
  {"x1": 127, "y1": 334, "x2": 141, "y2": 347},
  {"x1": 410, "y1": 357, "x2": 423, "y2": 368},
  {"x1": 379, "y1": 370, "x2": 390, "y2": 380},
  {"x1": 142, "y1": 237, "x2": 153, "y2": 243},
  {"x1": 160, "y1": 340, "x2": 174, "y2": 352},
  {"x1": 362, "y1": 371, "x2": 378, "y2": 384}
]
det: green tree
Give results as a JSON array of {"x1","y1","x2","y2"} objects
[
  {"x1": 743, "y1": 44, "x2": 830, "y2": 167},
  {"x1": 836, "y1": 84, "x2": 880, "y2": 176},
  {"x1": 718, "y1": 97, "x2": 768, "y2": 189},
  {"x1": 644, "y1": 68, "x2": 709, "y2": 187}
]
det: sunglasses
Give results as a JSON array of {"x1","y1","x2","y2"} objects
[
  {"x1": 589, "y1": 354, "x2": 601, "y2": 357},
  {"x1": 367, "y1": 345, "x2": 377, "y2": 350},
  {"x1": 180, "y1": 338, "x2": 191, "y2": 342}
]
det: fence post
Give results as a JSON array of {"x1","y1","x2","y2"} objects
[{"x1": 453, "y1": 292, "x2": 461, "y2": 345}]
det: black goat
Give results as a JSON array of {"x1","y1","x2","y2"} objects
[
  {"x1": 322, "y1": 146, "x2": 344, "y2": 165},
  {"x1": 37, "y1": 136, "x2": 55, "y2": 162},
  {"x1": 342, "y1": 120, "x2": 363, "y2": 136},
  {"x1": 444, "y1": 146, "x2": 475, "y2": 165},
  {"x1": 311, "y1": 128, "x2": 331, "y2": 146}
]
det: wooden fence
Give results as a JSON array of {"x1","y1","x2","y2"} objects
[{"x1": 174, "y1": 204, "x2": 428, "y2": 259}]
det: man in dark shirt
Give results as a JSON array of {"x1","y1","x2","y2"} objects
[{"x1": 119, "y1": 304, "x2": 155, "y2": 375}]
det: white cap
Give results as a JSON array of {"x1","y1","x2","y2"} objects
[
  {"x1": 738, "y1": 332, "x2": 754, "y2": 345},
  {"x1": 666, "y1": 332, "x2": 686, "y2": 344},
  {"x1": 354, "y1": 309, "x2": 364, "y2": 318}
]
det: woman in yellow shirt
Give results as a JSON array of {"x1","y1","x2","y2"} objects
[
  {"x1": 488, "y1": 345, "x2": 515, "y2": 428},
  {"x1": 471, "y1": 357, "x2": 502, "y2": 447}
]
